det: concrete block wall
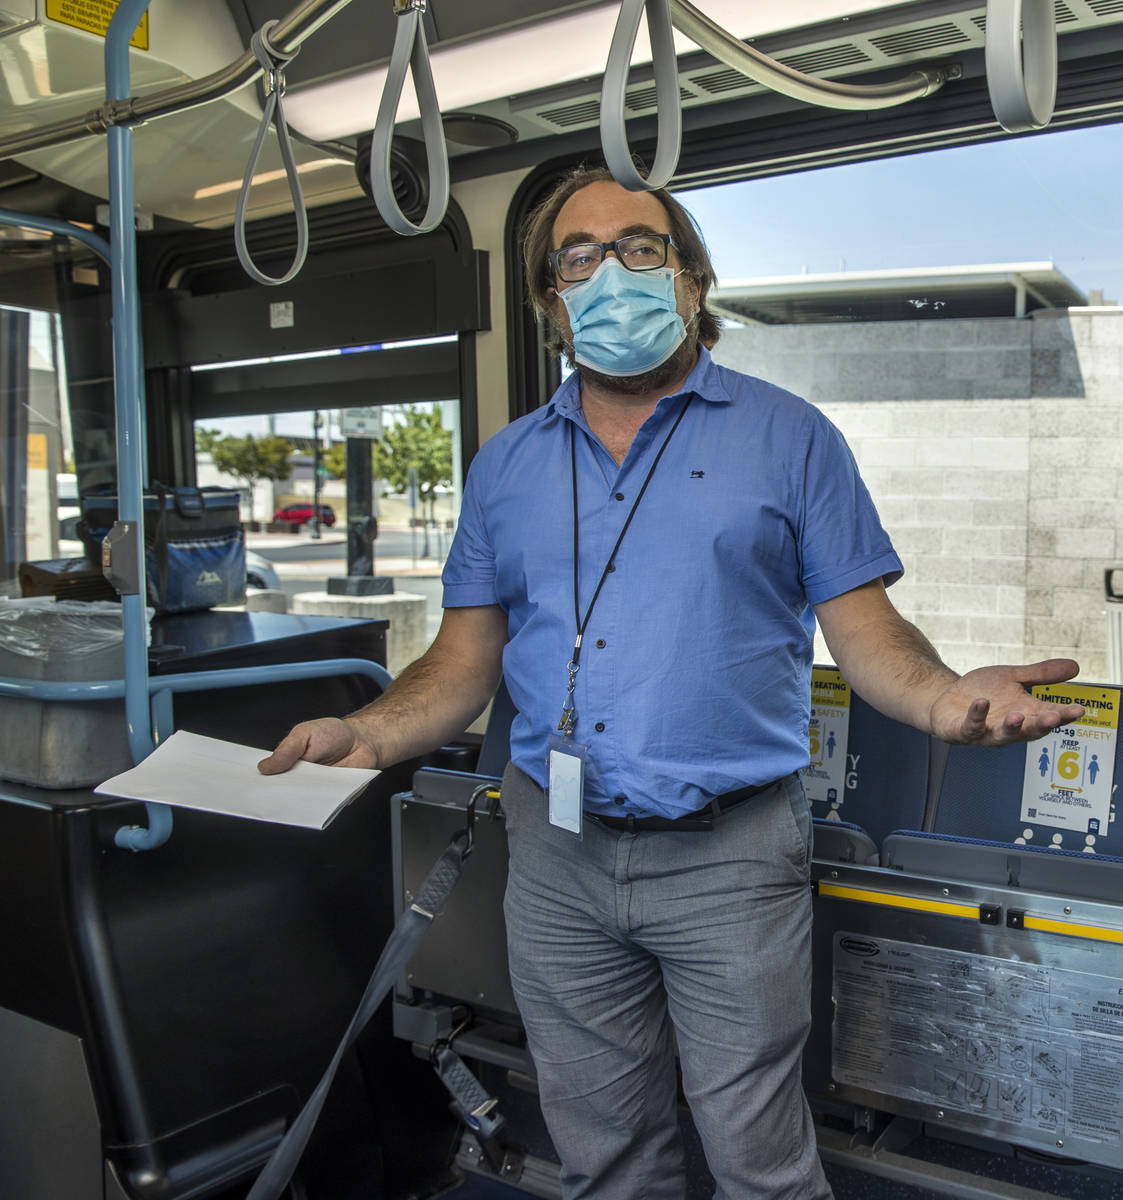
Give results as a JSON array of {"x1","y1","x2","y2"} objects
[{"x1": 713, "y1": 311, "x2": 1123, "y2": 680}]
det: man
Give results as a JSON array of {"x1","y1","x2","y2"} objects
[{"x1": 261, "y1": 167, "x2": 1084, "y2": 1199}]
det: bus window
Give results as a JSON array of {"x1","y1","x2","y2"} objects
[
  {"x1": 687, "y1": 123, "x2": 1123, "y2": 680},
  {"x1": 0, "y1": 305, "x2": 74, "y2": 596},
  {"x1": 194, "y1": 387, "x2": 462, "y2": 654}
]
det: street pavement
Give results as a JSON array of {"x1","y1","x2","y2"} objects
[{"x1": 246, "y1": 527, "x2": 446, "y2": 643}]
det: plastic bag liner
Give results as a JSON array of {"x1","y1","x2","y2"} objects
[
  {"x1": 79, "y1": 484, "x2": 246, "y2": 613},
  {"x1": 0, "y1": 598, "x2": 152, "y2": 682}
]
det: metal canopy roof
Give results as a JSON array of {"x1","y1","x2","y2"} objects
[{"x1": 709, "y1": 262, "x2": 1089, "y2": 324}]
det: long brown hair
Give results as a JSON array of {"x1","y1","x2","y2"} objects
[{"x1": 522, "y1": 166, "x2": 722, "y2": 357}]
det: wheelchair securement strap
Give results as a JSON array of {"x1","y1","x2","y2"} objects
[{"x1": 245, "y1": 829, "x2": 471, "y2": 1200}]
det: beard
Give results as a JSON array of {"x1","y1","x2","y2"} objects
[{"x1": 560, "y1": 322, "x2": 701, "y2": 397}]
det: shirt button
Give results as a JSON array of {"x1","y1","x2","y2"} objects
[
  {"x1": 596, "y1": 639, "x2": 606, "y2": 648},
  {"x1": 607, "y1": 563, "x2": 616, "y2": 573},
  {"x1": 613, "y1": 794, "x2": 627, "y2": 806},
  {"x1": 614, "y1": 492, "x2": 625, "y2": 501},
  {"x1": 594, "y1": 721, "x2": 606, "y2": 732}
]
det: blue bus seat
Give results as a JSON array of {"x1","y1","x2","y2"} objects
[
  {"x1": 883, "y1": 829, "x2": 1123, "y2": 903},
  {"x1": 925, "y1": 684, "x2": 1122, "y2": 856},
  {"x1": 805, "y1": 669, "x2": 930, "y2": 858},
  {"x1": 811, "y1": 818, "x2": 879, "y2": 865},
  {"x1": 476, "y1": 678, "x2": 517, "y2": 778}
]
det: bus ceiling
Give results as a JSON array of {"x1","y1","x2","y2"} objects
[{"x1": 0, "y1": 1, "x2": 1120, "y2": 251}]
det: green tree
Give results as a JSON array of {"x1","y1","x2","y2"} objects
[
  {"x1": 210, "y1": 433, "x2": 294, "y2": 493},
  {"x1": 373, "y1": 407, "x2": 453, "y2": 555},
  {"x1": 194, "y1": 426, "x2": 223, "y2": 457},
  {"x1": 322, "y1": 441, "x2": 348, "y2": 479}
]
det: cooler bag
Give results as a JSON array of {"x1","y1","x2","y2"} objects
[{"x1": 80, "y1": 483, "x2": 245, "y2": 613}]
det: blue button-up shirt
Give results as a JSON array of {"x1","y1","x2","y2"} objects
[{"x1": 442, "y1": 348, "x2": 902, "y2": 819}]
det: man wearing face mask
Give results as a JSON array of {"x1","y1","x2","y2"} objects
[{"x1": 261, "y1": 166, "x2": 1084, "y2": 1198}]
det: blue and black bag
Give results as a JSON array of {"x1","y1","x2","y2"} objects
[{"x1": 79, "y1": 483, "x2": 246, "y2": 613}]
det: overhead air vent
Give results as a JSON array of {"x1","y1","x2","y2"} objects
[
  {"x1": 870, "y1": 22, "x2": 972, "y2": 57},
  {"x1": 1087, "y1": 0, "x2": 1123, "y2": 15},
  {"x1": 778, "y1": 43, "x2": 872, "y2": 74},
  {"x1": 690, "y1": 66, "x2": 756, "y2": 95},
  {"x1": 536, "y1": 99, "x2": 602, "y2": 129},
  {"x1": 625, "y1": 85, "x2": 695, "y2": 112},
  {"x1": 973, "y1": 2, "x2": 1077, "y2": 31}
]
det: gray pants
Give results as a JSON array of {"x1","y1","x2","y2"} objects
[{"x1": 501, "y1": 764, "x2": 833, "y2": 1200}]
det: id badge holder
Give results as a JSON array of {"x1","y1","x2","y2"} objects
[{"x1": 546, "y1": 733, "x2": 586, "y2": 838}]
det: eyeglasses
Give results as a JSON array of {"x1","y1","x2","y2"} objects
[{"x1": 548, "y1": 233, "x2": 679, "y2": 283}]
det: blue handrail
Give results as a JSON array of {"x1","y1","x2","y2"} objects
[
  {"x1": 0, "y1": 209, "x2": 111, "y2": 261},
  {"x1": 0, "y1": 658, "x2": 393, "y2": 850},
  {"x1": 0, "y1": 658, "x2": 392, "y2": 704},
  {"x1": 106, "y1": 0, "x2": 156, "y2": 781}
]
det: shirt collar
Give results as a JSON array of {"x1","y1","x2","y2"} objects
[{"x1": 546, "y1": 345, "x2": 732, "y2": 424}]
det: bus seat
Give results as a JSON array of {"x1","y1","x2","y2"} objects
[
  {"x1": 922, "y1": 685, "x2": 1122, "y2": 856},
  {"x1": 883, "y1": 828, "x2": 1123, "y2": 903},
  {"x1": 476, "y1": 678, "x2": 517, "y2": 779},
  {"x1": 811, "y1": 818, "x2": 879, "y2": 865},
  {"x1": 806, "y1": 677, "x2": 930, "y2": 859}
]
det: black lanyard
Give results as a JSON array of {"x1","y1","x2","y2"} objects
[{"x1": 557, "y1": 394, "x2": 692, "y2": 736}]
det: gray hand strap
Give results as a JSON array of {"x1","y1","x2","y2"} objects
[
  {"x1": 985, "y1": 0, "x2": 1057, "y2": 132},
  {"x1": 234, "y1": 21, "x2": 309, "y2": 286},
  {"x1": 369, "y1": 0, "x2": 450, "y2": 235},
  {"x1": 601, "y1": 0, "x2": 681, "y2": 191}
]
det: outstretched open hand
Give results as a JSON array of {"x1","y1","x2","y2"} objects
[{"x1": 929, "y1": 659, "x2": 1085, "y2": 745}]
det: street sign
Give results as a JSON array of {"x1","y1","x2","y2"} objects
[{"x1": 340, "y1": 406, "x2": 382, "y2": 438}]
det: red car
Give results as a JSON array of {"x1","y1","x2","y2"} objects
[{"x1": 273, "y1": 503, "x2": 336, "y2": 527}]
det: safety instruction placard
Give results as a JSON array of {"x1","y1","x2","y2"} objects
[
  {"x1": 1021, "y1": 684, "x2": 1119, "y2": 836},
  {"x1": 803, "y1": 667, "x2": 851, "y2": 809},
  {"x1": 45, "y1": 0, "x2": 149, "y2": 50},
  {"x1": 832, "y1": 933, "x2": 1123, "y2": 1164}
]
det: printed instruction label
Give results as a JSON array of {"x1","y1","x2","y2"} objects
[
  {"x1": 803, "y1": 667, "x2": 851, "y2": 810},
  {"x1": 832, "y1": 933, "x2": 1123, "y2": 1160},
  {"x1": 1020, "y1": 684, "x2": 1119, "y2": 836},
  {"x1": 45, "y1": 0, "x2": 149, "y2": 49}
]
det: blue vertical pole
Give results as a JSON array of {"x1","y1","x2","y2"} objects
[{"x1": 106, "y1": 1, "x2": 172, "y2": 851}]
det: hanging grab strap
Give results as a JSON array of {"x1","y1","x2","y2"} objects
[
  {"x1": 234, "y1": 20, "x2": 309, "y2": 286},
  {"x1": 984, "y1": 0, "x2": 1057, "y2": 133},
  {"x1": 369, "y1": 0, "x2": 450, "y2": 236},
  {"x1": 601, "y1": 0, "x2": 681, "y2": 192}
]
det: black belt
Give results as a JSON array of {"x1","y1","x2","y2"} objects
[{"x1": 584, "y1": 773, "x2": 794, "y2": 833}]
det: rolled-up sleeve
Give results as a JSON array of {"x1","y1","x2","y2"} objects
[
  {"x1": 441, "y1": 459, "x2": 502, "y2": 609},
  {"x1": 798, "y1": 410, "x2": 903, "y2": 606}
]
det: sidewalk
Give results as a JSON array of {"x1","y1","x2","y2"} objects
[{"x1": 244, "y1": 531, "x2": 446, "y2": 579}]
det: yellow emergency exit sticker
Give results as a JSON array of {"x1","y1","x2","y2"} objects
[
  {"x1": 45, "y1": 0, "x2": 149, "y2": 51},
  {"x1": 26, "y1": 432, "x2": 48, "y2": 471}
]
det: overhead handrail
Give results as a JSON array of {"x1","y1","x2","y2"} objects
[
  {"x1": 369, "y1": 0, "x2": 450, "y2": 235},
  {"x1": 670, "y1": 0, "x2": 956, "y2": 111},
  {"x1": 985, "y1": 0, "x2": 1057, "y2": 133},
  {"x1": 234, "y1": 21, "x2": 310, "y2": 285},
  {"x1": 602, "y1": 0, "x2": 959, "y2": 192},
  {"x1": 0, "y1": 0, "x2": 355, "y2": 163},
  {"x1": 601, "y1": 0, "x2": 682, "y2": 191}
]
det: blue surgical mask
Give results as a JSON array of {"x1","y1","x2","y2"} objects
[{"x1": 559, "y1": 257, "x2": 688, "y2": 377}]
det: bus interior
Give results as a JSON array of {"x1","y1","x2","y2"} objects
[{"x1": 3, "y1": 2, "x2": 1123, "y2": 1198}]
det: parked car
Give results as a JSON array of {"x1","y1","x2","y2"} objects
[
  {"x1": 272, "y1": 503, "x2": 336, "y2": 527},
  {"x1": 244, "y1": 549, "x2": 281, "y2": 591}
]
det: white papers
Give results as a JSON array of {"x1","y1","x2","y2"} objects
[{"x1": 95, "y1": 730, "x2": 380, "y2": 830}]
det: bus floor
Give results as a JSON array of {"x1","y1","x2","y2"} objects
[{"x1": 427, "y1": 1081, "x2": 1123, "y2": 1200}]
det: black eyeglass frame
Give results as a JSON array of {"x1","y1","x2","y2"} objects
[{"x1": 548, "y1": 233, "x2": 680, "y2": 283}]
